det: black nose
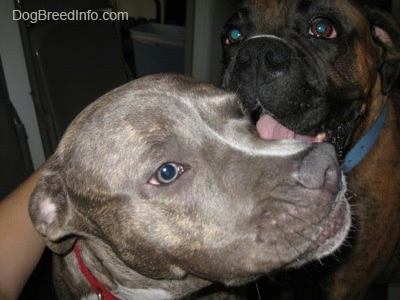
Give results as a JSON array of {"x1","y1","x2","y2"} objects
[
  {"x1": 236, "y1": 37, "x2": 291, "y2": 69},
  {"x1": 296, "y1": 143, "x2": 342, "y2": 193}
]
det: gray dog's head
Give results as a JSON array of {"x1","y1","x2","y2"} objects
[{"x1": 29, "y1": 74, "x2": 350, "y2": 293}]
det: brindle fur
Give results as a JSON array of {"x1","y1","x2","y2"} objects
[{"x1": 221, "y1": 1, "x2": 400, "y2": 298}]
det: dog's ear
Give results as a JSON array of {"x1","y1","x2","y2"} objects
[
  {"x1": 29, "y1": 166, "x2": 77, "y2": 254},
  {"x1": 366, "y1": 7, "x2": 400, "y2": 94}
]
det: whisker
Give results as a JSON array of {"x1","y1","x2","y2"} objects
[
  {"x1": 285, "y1": 213, "x2": 325, "y2": 229},
  {"x1": 274, "y1": 242, "x2": 284, "y2": 266},
  {"x1": 268, "y1": 197, "x2": 311, "y2": 209},
  {"x1": 276, "y1": 224, "x2": 303, "y2": 255},
  {"x1": 293, "y1": 230, "x2": 316, "y2": 243}
]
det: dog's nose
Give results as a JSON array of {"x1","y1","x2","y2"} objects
[
  {"x1": 295, "y1": 143, "x2": 342, "y2": 193},
  {"x1": 237, "y1": 38, "x2": 291, "y2": 68}
]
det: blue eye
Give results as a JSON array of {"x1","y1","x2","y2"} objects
[
  {"x1": 226, "y1": 28, "x2": 243, "y2": 45},
  {"x1": 156, "y1": 163, "x2": 182, "y2": 184},
  {"x1": 230, "y1": 29, "x2": 241, "y2": 40},
  {"x1": 315, "y1": 22, "x2": 326, "y2": 34}
]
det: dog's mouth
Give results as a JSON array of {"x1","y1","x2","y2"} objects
[
  {"x1": 306, "y1": 199, "x2": 349, "y2": 255},
  {"x1": 256, "y1": 114, "x2": 326, "y2": 143},
  {"x1": 255, "y1": 113, "x2": 355, "y2": 159}
]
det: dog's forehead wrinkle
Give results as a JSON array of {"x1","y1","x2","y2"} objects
[
  {"x1": 56, "y1": 120, "x2": 200, "y2": 197},
  {"x1": 243, "y1": 0, "x2": 362, "y2": 36}
]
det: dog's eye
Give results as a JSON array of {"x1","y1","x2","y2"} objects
[
  {"x1": 149, "y1": 163, "x2": 184, "y2": 185},
  {"x1": 309, "y1": 19, "x2": 337, "y2": 39},
  {"x1": 225, "y1": 28, "x2": 243, "y2": 45}
]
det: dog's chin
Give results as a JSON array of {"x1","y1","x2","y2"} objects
[
  {"x1": 255, "y1": 114, "x2": 354, "y2": 159},
  {"x1": 288, "y1": 199, "x2": 351, "y2": 269}
]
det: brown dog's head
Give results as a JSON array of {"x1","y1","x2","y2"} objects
[
  {"x1": 29, "y1": 74, "x2": 350, "y2": 289},
  {"x1": 221, "y1": 0, "x2": 400, "y2": 157}
]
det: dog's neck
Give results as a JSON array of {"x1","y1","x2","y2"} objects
[
  {"x1": 342, "y1": 79, "x2": 392, "y2": 173},
  {"x1": 68, "y1": 240, "x2": 211, "y2": 300},
  {"x1": 74, "y1": 242, "x2": 120, "y2": 300},
  {"x1": 342, "y1": 101, "x2": 388, "y2": 173},
  {"x1": 352, "y1": 78, "x2": 388, "y2": 143}
]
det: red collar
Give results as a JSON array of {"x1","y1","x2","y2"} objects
[{"x1": 73, "y1": 242, "x2": 120, "y2": 300}]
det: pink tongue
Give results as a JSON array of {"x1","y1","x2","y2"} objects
[
  {"x1": 256, "y1": 115, "x2": 315, "y2": 142},
  {"x1": 256, "y1": 114, "x2": 295, "y2": 139}
]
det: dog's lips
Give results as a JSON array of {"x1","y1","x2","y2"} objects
[
  {"x1": 307, "y1": 200, "x2": 349, "y2": 254},
  {"x1": 285, "y1": 200, "x2": 350, "y2": 270},
  {"x1": 256, "y1": 114, "x2": 326, "y2": 142}
]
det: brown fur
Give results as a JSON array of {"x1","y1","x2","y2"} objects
[{"x1": 221, "y1": 0, "x2": 400, "y2": 298}]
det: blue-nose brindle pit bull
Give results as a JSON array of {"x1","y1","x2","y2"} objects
[{"x1": 29, "y1": 74, "x2": 350, "y2": 300}]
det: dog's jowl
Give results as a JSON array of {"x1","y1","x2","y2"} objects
[
  {"x1": 221, "y1": 0, "x2": 400, "y2": 298},
  {"x1": 29, "y1": 74, "x2": 350, "y2": 300}
]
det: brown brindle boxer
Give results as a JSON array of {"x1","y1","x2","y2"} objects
[{"x1": 221, "y1": 0, "x2": 400, "y2": 299}]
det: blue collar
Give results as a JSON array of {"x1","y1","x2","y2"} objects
[{"x1": 341, "y1": 103, "x2": 389, "y2": 173}]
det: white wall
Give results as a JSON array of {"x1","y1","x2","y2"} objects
[
  {"x1": 116, "y1": 0, "x2": 157, "y2": 20},
  {"x1": 188, "y1": 0, "x2": 239, "y2": 84},
  {"x1": 0, "y1": 0, "x2": 45, "y2": 169}
]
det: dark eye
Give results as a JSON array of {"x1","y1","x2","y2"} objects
[
  {"x1": 225, "y1": 28, "x2": 243, "y2": 45},
  {"x1": 309, "y1": 19, "x2": 337, "y2": 39},
  {"x1": 149, "y1": 163, "x2": 184, "y2": 185}
]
